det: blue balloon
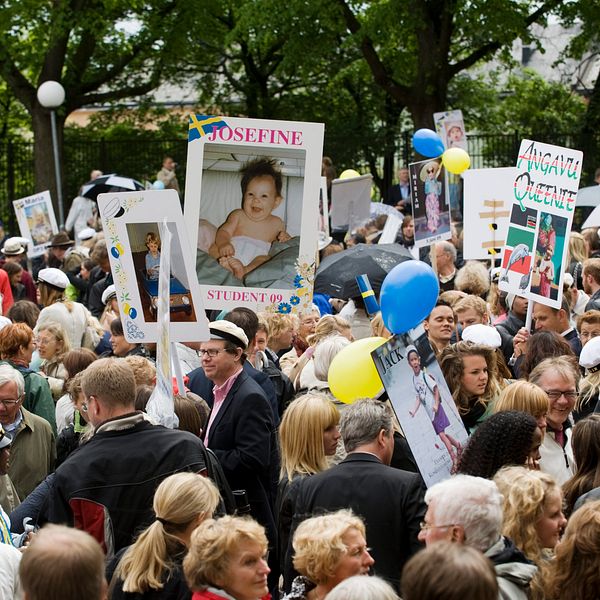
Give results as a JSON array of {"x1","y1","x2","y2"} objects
[
  {"x1": 380, "y1": 261, "x2": 440, "y2": 334},
  {"x1": 152, "y1": 180, "x2": 165, "y2": 190},
  {"x1": 412, "y1": 129, "x2": 445, "y2": 158}
]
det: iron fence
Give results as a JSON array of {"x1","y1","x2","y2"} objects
[{"x1": 1, "y1": 132, "x2": 598, "y2": 234}]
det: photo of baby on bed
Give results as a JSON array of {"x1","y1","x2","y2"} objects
[{"x1": 196, "y1": 148, "x2": 305, "y2": 288}]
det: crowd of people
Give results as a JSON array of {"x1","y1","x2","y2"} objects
[{"x1": 0, "y1": 182, "x2": 599, "y2": 600}]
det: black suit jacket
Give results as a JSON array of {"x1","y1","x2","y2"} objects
[
  {"x1": 206, "y1": 370, "x2": 279, "y2": 544},
  {"x1": 188, "y1": 361, "x2": 279, "y2": 425},
  {"x1": 286, "y1": 452, "x2": 425, "y2": 592}
]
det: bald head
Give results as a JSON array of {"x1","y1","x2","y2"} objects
[{"x1": 20, "y1": 525, "x2": 106, "y2": 600}]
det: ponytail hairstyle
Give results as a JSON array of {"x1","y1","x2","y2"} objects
[{"x1": 116, "y1": 472, "x2": 220, "y2": 593}]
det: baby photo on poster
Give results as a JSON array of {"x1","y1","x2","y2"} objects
[{"x1": 195, "y1": 145, "x2": 304, "y2": 288}]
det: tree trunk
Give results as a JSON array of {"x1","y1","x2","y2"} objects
[
  {"x1": 32, "y1": 105, "x2": 65, "y2": 224},
  {"x1": 409, "y1": 92, "x2": 446, "y2": 130}
]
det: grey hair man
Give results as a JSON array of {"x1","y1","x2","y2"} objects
[
  {"x1": 0, "y1": 364, "x2": 55, "y2": 500},
  {"x1": 287, "y1": 399, "x2": 425, "y2": 593},
  {"x1": 20, "y1": 524, "x2": 106, "y2": 600},
  {"x1": 435, "y1": 241, "x2": 458, "y2": 292},
  {"x1": 419, "y1": 475, "x2": 536, "y2": 600}
]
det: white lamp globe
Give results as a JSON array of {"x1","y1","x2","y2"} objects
[{"x1": 37, "y1": 81, "x2": 65, "y2": 108}]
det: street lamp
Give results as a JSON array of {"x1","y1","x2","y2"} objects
[{"x1": 37, "y1": 80, "x2": 66, "y2": 228}]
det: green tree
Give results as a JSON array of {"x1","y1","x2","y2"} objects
[
  {"x1": 0, "y1": 0, "x2": 199, "y2": 219},
  {"x1": 336, "y1": 0, "x2": 562, "y2": 128}
]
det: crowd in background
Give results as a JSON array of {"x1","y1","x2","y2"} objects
[{"x1": 0, "y1": 166, "x2": 599, "y2": 600}]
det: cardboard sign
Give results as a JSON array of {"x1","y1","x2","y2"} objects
[
  {"x1": 498, "y1": 140, "x2": 583, "y2": 309},
  {"x1": 98, "y1": 189, "x2": 209, "y2": 343},
  {"x1": 330, "y1": 174, "x2": 373, "y2": 232},
  {"x1": 372, "y1": 328, "x2": 469, "y2": 487},
  {"x1": 183, "y1": 114, "x2": 324, "y2": 314},
  {"x1": 12, "y1": 191, "x2": 58, "y2": 258},
  {"x1": 434, "y1": 109, "x2": 467, "y2": 221},
  {"x1": 409, "y1": 158, "x2": 451, "y2": 248},
  {"x1": 462, "y1": 168, "x2": 515, "y2": 260}
]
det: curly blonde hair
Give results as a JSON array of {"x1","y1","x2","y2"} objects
[
  {"x1": 184, "y1": 516, "x2": 267, "y2": 592},
  {"x1": 544, "y1": 500, "x2": 600, "y2": 600},
  {"x1": 493, "y1": 466, "x2": 560, "y2": 564},
  {"x1": 307, "y1": 315, "x2": 351, "y2": 346},
  {"x1": 292, "y1": 510, "x2": 366, "y2": 585},
  {"x1": 439, "y1": 341, "x2": 502, "y2": 415}
]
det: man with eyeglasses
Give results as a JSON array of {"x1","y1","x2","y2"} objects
[
  {"x1": 528, "y1": 356, "x2": 579, "y2": 484},
  {"x1": 200, "y1": 319, "x2": 279, "y2": 592},
  {"x1": 419, "y1": 474, "x2": 536, "y2": 600},
  {"x1": 0, "y1": 364, "x2": 54, "y2": 500}
]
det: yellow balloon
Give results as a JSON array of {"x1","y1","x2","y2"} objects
[
  {"x1": 442, "y1": 147, "x2": 471, "y2": 175},
  {"x1": 328, "y1": 336, "x2": 387, "y2": 404},
  {"x1": 339, "y1": 169, "x2": 361, "y2": 180}
]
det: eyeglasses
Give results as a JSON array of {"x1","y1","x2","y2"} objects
[
  {"x1": 0, "y1": 396, "x2": 23, "y2": 408},
  {"x1": 198, "y1": 349, "x2": 226, "y2": 358},
  {"x1": 419, "y1": 521, "x2": 457, "y2": 532},
  {"x1": 35, "y1": 338, "x2": 54, "y2": 347},
  {"x1": 543, "y1": 390, "x2": 579, "y2": 401}
]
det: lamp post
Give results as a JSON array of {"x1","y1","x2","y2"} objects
[{"x1": 37, "y1": 81, "x2": 66, "y2": 228}]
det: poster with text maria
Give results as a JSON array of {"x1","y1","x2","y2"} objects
[
  {"x1": 13, "y1": 191, "x2": 58, "y2": 258},
  {"x1": 183, "y1": 114, "x2": 324, "y2": 314},
  {"x1": 409, "y1": 158, "x2": 451, "y2": 249},
  {"x1": 498, "y1": 140, "x2": 583, "y2": 310}
]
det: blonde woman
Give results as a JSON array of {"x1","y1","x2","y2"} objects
[
  {"x1": 184, "y1": 516, "x2": 271, "y2": 600},
  {"x1": 108, "y1": 472, "x2": 220, "y2": 599},
  {"x1": 284, "y1": 510, "x2": 374, "y2": 600},
  {"x1": 494, "y1": 466, "x2": 567, "y2": 600},
  {"x1": 36, "y1": 321, "x2": 71, "y2": 400},
  {"x1": 544, "y1": 500, "x2": 600, "y2": 600},
  {"x1": 493, "y1": 380, "x2": 549, "y2": 434},
  {"x1": 439, "y1": 341, "x2": 503, "y2": 433},
  {"x1": 277, "y1": 394, "x2": 341, "y2": 577}
]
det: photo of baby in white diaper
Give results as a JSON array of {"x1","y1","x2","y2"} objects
[{"x1": 208, "y1": 157, "x2": 291, "y2": 279}]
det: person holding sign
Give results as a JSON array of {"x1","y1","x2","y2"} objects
[
  {"x1": 407, "y1": 346, "x2": 462, "y2": 468},
  {"x1": 208, "y1": 158, "x2": 291, "y2": 279}
]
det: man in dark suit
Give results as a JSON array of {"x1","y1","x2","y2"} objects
[
  {"x1": 200, "y1": 320, "x2": 279, "y2": 586},
  {"x1": 385, "y1": 166, "x2": 411, "y2": 212},
  {"x1": 286, "y1": 399, "x2": 425, "y2": 593},
  {"x1": 187, "y1": 308, "x2": 279, "y2": 424}
]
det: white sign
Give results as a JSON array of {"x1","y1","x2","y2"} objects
[
  {"x1": 372, "y1": 328, "x2": 469, "y2": 487},
  {"x1": 498, "y1": 140, "x2": 583, "y2": 309},
  {"x1": 462, "y1": 168, "x2": 515, "y2": 260},
  {"x1": 184, "y1": 114, "x2": 324, "y2": 315},
  {"x1": 98, "y1": 189, "x2": 209, "y2": 343},
  {"x1": 13, "y1": 190, "x2": 58, "y2": 258}
]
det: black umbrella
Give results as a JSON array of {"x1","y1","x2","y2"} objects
[
  {"x1": 81, "y1": 173, "x2": 145, "y2": 201},
  {"x1": 314, "y1": 243, "x2": 413, "y2": 299}
]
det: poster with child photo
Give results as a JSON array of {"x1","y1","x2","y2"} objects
[
  {"x1": 409, "y1": 158, "x2": 451, "y2": 248},
  {"x1": 184, "y1": 114, "x2": 324, "y2": 313},
  {"x1": 13, "y1": 190, "x2": 58, "y2": 258},
  {"x1": 97, "y1": 189, "x2": 209, "y2": 343}
]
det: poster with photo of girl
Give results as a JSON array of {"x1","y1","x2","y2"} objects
[
  {"x1": 13, "y1": 190, "x2": 58, "y2": 258},
  {"x1": 409, "y1": 158, "x2": 451, "y2": 248},
  {"x1": 372, "y1": 326, "x2": 469, "y2": 487}
]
